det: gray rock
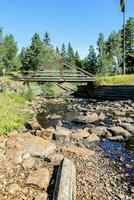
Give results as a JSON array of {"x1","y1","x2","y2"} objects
[
  {"x1": 22, "y1": 134, "x2": 56, "y2": 157},
  {"x1": 32, "y1": 87, "x2": 43, "y2": 96}
]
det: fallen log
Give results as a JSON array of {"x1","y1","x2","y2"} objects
[{"x1": 53, "y1": 158, "x2": 76, "y2": 200}]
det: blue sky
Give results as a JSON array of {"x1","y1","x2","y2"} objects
[{"x1": 0, "y1": 0, "x2": 134, "y2": 58}]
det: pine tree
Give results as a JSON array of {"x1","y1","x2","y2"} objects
[
  {"x1": 61, "y1": 43, "x2": 66, "y2": 61},
  {"x1": 43, "y1": 32, "x2": 51, "y2": 46},
  {"x1": 56, "y1": 47, "x2": 60, "y2": 54},
  {"x1": 67, "y1": 42, "x2": 75, "y2": 65},
  {"x1": 83, "y1": 46, "x2": 97, "y2": 74},
  {"x1": 29, "y1": 33, "x2": 43, "y2": 70},
  {"x1": 97, "y1": 33, "x2": 110, "y2": 75},
  {"x1": 75, "y1": 50, "x2": 82, "y2": 68}
]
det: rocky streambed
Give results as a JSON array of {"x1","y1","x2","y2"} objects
[{"x1": 0, "y1": 97, "x2": 133, "y2": 200}]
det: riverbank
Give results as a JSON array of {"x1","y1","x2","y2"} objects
[
  {"x1": 96, "y1": 74, "x2": 134, "y2": 85},
  {"x1": 0, "y1": 96, "x2": 133, "y2": 199}
]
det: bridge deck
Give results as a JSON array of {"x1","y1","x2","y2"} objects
[{"x1": 13, "y1": 61, "x2": 95, "y2": 83}]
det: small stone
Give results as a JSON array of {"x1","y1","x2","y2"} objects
[
  {"x1": 71, "y1": 129, "x2": 89, "y2": 140},
  {"x1": 85, "y1": 134, "x2": 100, "y2": 142},
  {"x1": 8, "y1": 183, "x2": 22, "y2": 195},
  {"x1": 48, "y1": 153, "x2": 64, "y2": 164},
  {"x1": 108, "y1": 135, "x2": 124, "y2": 141},
  {"x1": 22, "y1": 157, "x2": 36, "y2": 170},
  {"x1": 98, "y1": 113, "x2": 105, "y2": 121},
  {"x1": 25, "y1": 118, "x2": 41, "y2": 130},
  {"x1": 114, "y1": 111, "x2": 126, "y2": 117},
  {"x1": 35, "y1": 191, "x2": 48, "y2": 200},
  {"x1": 7, "y1": 130, "x2": 18, "y2": 139},
  {"x1": 54, "y1": 126, "x2": 71, "y2": 142},
  {"x1": 131, "y1": 187, "x2": 134, "y2": 193},
  {"x1": 41, "y1": 129, "x2": 52, "y2": 139},
  {"x1": 26, "y1": 168, "x2": 50, "y2": 189},
  {"x1": 118, "y1": 193, "x2": 125, "y2": 199}
]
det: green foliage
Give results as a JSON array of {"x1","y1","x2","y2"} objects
[
  {"x1": 96, "y1": 74, "x2": 134, "y2": 85},
  {"x1": 41, "y1": 83, "x2": 54, "y2": 95},
  {"x1": 43, "y1": 32, "x2": 51, "y2": 46},
  {"x1": 75, "y1": 50, "x2": 83, "y2": 68},
  {"x1": 3, "y1": 34, "x2": 18, "y2": 70},
  {"x1": 0, "y1": 91, "x2": 30, "y2": 133},
  {"x1": 67, "y1": 42, "x2": 75, "y2": 66},
  {"x1": 21, "y1": 89, "x2": 34, "y2": 101},
  {"x1": 124, "y1": 17, "x2": 134, "y2": 54},
  {"x1": 61, "y1": 43, "x2": 67, "y2": 62},
  {"x1": 83, "y1": 46, "x2": 97, "y2": 74}
]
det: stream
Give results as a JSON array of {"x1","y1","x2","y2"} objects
[{"x1": 36, "y1": 98, "x2": 134, "y2": 186}]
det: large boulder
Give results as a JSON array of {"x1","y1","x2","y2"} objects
[
  {"x1": 72, "y1": 113, "x2": 98, "y2": 124},
  {"x1": 5, "y1": 133, "x2": 56, "y2": 164},
  {"x1": 108, "y1": 126, "x2": 132, "y2": 139},
  {"x1": 21, "y1": 133, "x2": 56, "y2": 157}
]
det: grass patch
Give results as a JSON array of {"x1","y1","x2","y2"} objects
[
  {"x1": 96, "y1": 74, "x2": 134, "y2": 85},
  {"x1": 0, "y1": 91, "x2": 31, "y2": 134}
]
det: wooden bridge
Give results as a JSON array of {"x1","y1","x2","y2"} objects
[{"x1": 13, "y1": 60, "x2": 95, "y2": 83}]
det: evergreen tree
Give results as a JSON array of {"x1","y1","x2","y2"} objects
[
  {"x1": 83, "y1": 46, "x2": 97, "y2": 74},
  {"x1": 124, "y1": 17, "x2": 134, "y2": 54},
  {"x1": 3, "y1": 34, "x2": 18, "y2": 70},
  {"x1": 75, "y1": 50, "x2": 82, "y2": 68},
  {"x1": 43, "y1": 32, "x2": 51, "y2": 46},
  {"x1": 67, "y1": 42, "x2": 75, "y2": 65},
  {"x1": 106, "y1": 31, "x2": 122, "y2": 74},
  {"x1": 56, "y1": 47, "x2": 60, "y2": 54},
  {"x1": 29, "y1": 33, "x2": 43, "y2": 70},
  {"x1": 61, "y1": 43, "x2": 67, "y2": 62},
  {"x1": 39, "y1": 44, "x2": 61, "y2": 69},
  {"x1": 97, "y1": 33, "x2": 110, "y2": 75},
  {"x1": 20, "y1": 47, "x2": 30, "y2": 71}
]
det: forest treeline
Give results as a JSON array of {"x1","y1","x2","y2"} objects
[{"x1": 0, "y1": 17, "x2": 134, "y2": 76}]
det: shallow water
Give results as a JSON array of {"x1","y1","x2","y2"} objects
[
  {"x1": 100, "y1": 139, "x2": 134, "y2": 185},
  {"x1": 36, "y1": 99, "x2": 134, "y2": 185}
]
